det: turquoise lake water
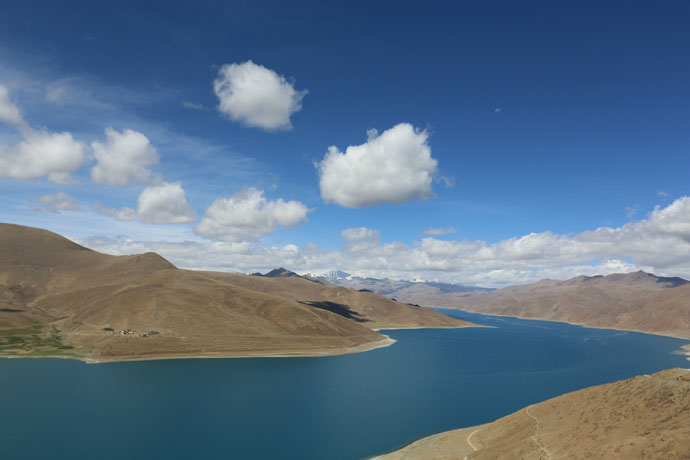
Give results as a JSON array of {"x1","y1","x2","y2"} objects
[{"x1": 1, "y1": 309, "x2": 688, "y2": 460}]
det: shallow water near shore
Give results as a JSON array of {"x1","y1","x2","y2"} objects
[{"x1": 1, "y1": 310, "x2": 688, "y2": 460}]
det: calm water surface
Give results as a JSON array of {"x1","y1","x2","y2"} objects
[{"x1": 1, "y1": 310, "x2": 688, "y2": 460}]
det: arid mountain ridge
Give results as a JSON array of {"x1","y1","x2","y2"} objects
[
  {"x1": 318, "y1": 267, "x2": 690, "y2": 339},
  {"x1": 0, "y1": 223, "x2": 472, "y2": 362}
]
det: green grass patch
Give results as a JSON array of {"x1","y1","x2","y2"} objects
[{"x1": 0, "y1": 323, "x2": 85, "y2": 358}]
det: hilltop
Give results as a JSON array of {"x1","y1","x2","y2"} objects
[{"x1": 0, "y1": 223, "x2": 474, "y2": 362}]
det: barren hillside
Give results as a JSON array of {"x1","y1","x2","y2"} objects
[
  {"x1": 0, "y1": 223, "x2": 473, "y2": 362},
  {"x1": 375, "y1": 368, "x2": 690, "y2": 460}
]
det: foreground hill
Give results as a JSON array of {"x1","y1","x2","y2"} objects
[
  {"x1": 0, "y1": 223, "x2": 472, "y2": 362},
  {"x1": 410, "y1": 272, "x2": 690, "y2": 339},
  {"x1": 375, "y1": 368, "x2": 690, "y2": 459}
]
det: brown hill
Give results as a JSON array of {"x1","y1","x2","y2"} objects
[
  {"x1": 201, "y1": 271, "x2": 464, "y2": 329},
  {"x1": 374, "y1": 368, "x2": 690, "y2": 460},
  {"x1": 0, "y1": 223, "x2": 472, "y2": 362},
  {"x1": 405, "y1": 271, "x2": 690, "y2": 339}
]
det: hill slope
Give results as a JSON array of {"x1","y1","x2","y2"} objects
[
  {"x1": 413, "y1": 271, "x2": 690, "y2": 339},
  {"x1": 0, "y1": 223, "x2": 473, "y2": 362},
  {"x1": 375, "y1": 368, "x2": 690, "y2": 460}
]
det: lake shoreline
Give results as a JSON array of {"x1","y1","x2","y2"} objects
[
  {"x1": 437, "y1": 307, "x2": 690, "y2": 362},
  {"x1": 0, "y1": 324, "x2": 481, "y2": 364},
  {"x1": 0, "y1": 334, "x2": 398, "y2": 364},
  {"x1": 436, "y1": 307, "x2": 690, "y2": 344}
]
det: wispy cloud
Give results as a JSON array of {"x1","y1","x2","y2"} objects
[
  {"x1": 422, "y1": 226, "x2": 457, "y2": 236},
  {"x1": 182, "y1": 101, "x2": 205, "y2": 111},
  {"x1": 34, "y1": 192, "x2": 78, "y2": 213}
]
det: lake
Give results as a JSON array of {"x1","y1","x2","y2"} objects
[{"x1": 1, "y1": 309, "x2": 688, "y2": 460}]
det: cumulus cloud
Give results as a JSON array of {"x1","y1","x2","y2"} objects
[
  {"x1": 213, "y1": 61, "x2": 307, "y2": 131},
  {"x1": 34, "y1": 192, "x2": 78, "y2": 213},
  {"x1": 0, "y1": 131, "x2": 86, "y2": 183},
  {"x1": 95, "y1": 182, "x2": 196, "y2": 224},
  {"x1": 0, "y1": 85, "x2": 86, "y2": 183},
  {"x1": 91, "y1": 128, "x2": 161, "y2": 187},
  {"x1": 194, "y1": 187, "x2": 310, "y2": 242},
  {"x1": 79, "y1": 196, "x2": 690, "y2": 288},
  {"x1": 317, "y1": 123, "x2": 438, "y2": 208},
  {"x1": 423, "y1": 226, "x2": 457, "y2": 236}
]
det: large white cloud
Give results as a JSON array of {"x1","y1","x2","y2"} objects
[
  {"x1": 80, "y1": 197, "x2": 690, "y2": 288},
  {"x1": 0, "y1": 85, "x2": 86, "y2": 183},
  {"x1": 95, "y1": 182, "x2": 196, "y2": 224},
  {"x1": 213, "y1": 61, "x2": 307, "y2": 131},
  {"x1": 91, "y1": 128, "x2": 161, "y2": 187},
  {"x1": 194, "y1": 187, "x2": 310, "y2": 242},
  {"x1": 318, "y1": 123, "x2": 438, "y2": 208}
]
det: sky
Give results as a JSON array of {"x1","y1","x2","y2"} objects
[{"x1": 1, "y1": 0, "x2": 689, "y2": 287}]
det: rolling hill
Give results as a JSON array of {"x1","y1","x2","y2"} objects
[{"x1": 0, "y1": 223, "x2": 473, "y2": 362}]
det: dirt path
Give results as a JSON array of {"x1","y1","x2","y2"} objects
[
  {"x1": 526, "y1": 405, "x2": 552, "y2": 459},
  {"x1": 463, "y1": 428, "x2": 483, "y2": 460}
]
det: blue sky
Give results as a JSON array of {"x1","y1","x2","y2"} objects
[{"x1": 1, "y1": 0, "x2": 689, "y2": 286}]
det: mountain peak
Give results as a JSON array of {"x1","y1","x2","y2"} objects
[{"x1": 258, "y1": 267, "x2": 302, "y2": 278}]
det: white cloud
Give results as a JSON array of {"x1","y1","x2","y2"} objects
[
  {"x1": 0, "y1": 85, "x2": 86, "y2": 183},
  {"x1": 213, "y1": 61, "x2": 307, "y2": 131},
  {"x1": 341, "y1": 227, "x2": 380, "y2": 242},
  {"x1": 0, "y1": 130, "x2": 86, "y2": 184},
  {"x1": 0, "y1": 85, "x2": 24, "y2": 126},
  {"x1": 95, "y1": 182, "x2": 196, "y2": 224},
  {"x1": 194, "y1": 187, "x2": 310, "y2": 242},
  {"x1": 317, "y1": 123, "x2": 438, "y2": 208},
  {"x1": 78, "y1": 196, "x2": 690, "y2": 288},
  {"x1": 341, "y1": 227, "x2": 381, "y2": 252},
  {"x1": 91, "y1": 128, "x2": 161, "y2": 187},
  {"x1": 423, "y1": 226, "x2": 457, "y2": 236},
  {"x1": 35, "y1": 192, "x2": 78, "y2": 213}
]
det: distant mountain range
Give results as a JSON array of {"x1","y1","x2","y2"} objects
[{"x1": 308, "y1": 270, "x2": 493, "y2": 301}]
